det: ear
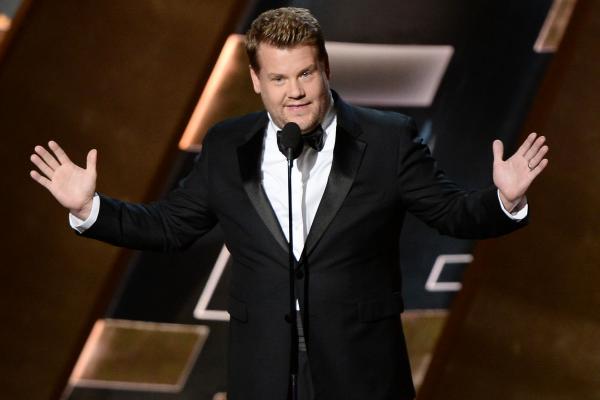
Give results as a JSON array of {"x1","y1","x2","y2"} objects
[{"x1": 249, "y1": 66, "x2": 261, "y2": 94}]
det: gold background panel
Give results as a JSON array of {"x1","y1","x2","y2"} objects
[{"x1": 67, "y1": 319, "x2": 209, "y2": 393}]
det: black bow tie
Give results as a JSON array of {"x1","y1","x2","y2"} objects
[
  {"x1": 302, "y1": 125, "x2": 325, "y2": 151},
  {"x1": 277, "y1": 125, "x2": 325, "y2": 155}
]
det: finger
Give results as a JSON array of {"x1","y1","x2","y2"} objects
[
  {"x1": 516, "y1": 132, "x2": 538, "y2": 157},
  {"x1": 48, "y1": 140, "x2": 72, "y2": 164},
  {"x1": 30, "y1": 153, "x2": 54, "y2": 178},
  {"x1": 493, "y1": 140, "x2": 504, "y2": 163},
  {"x1": 530, "y1": 158, "x2": 549, "y2": 177},
  {"x1": 527, "y1": 145, "x2": 549, "y2": 169},
  {"x1": 30, "y1": 170, "x2": 51, "y2": 190},
  {"x1": 524, "y1": 135, "x2": 546, "y2": 160},
  {"x1": 86, "y1": 149, "x2": 97, "y2": 172},
  {"x1": 34, "y1": 145, "x2": 60, "y2": 170}
]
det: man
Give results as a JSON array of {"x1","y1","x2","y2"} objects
[{"x1": 29, "y1": 7, "x2": 548, "y2": 400}]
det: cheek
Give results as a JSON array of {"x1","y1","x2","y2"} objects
[
  {"x1": 260, "y1": 91, "x2": 283, "y2": 115},
  {"x1": 264, "y1": 88, "x2": 284, "y2": 105},
  {"x1": 309, "y1": 79, "x2": 327, "y2": 98}
]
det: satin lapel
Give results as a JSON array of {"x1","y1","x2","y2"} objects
[
  {"x1": 237, "y1": 114, "x2": 289, "y2": 253},
  {"x1": 302, "y1": 98, "x2": 366, "y2": 261}
]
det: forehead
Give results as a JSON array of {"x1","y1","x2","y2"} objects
[{"x1": 255, "y1": 43, "x2": 320, "y2": 73}]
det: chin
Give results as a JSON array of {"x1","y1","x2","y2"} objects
[
  {"x1": 294, "y1": 117, "x2": 318, "y2": 130},
  {"x1": 282, "y1": 119, "x2": 306, "y2": 130},
  {"x1": 284, "y1": 112, "x2": 314, "y2": 126}
]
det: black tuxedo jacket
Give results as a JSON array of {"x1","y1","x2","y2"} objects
[{"x1": 85, "y1": 93, "x2": 525, "y2": 400}]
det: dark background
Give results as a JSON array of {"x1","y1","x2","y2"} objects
[{"x1": 2, "y1": 0, "x2": 599, "y2": 399}]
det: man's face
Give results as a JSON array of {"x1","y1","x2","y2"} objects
[{"x1": 250, "y1": 43, "x2": 331, "y2": 133}]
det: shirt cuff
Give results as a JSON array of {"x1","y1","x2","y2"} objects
[
  {"x1": 69, "y1": 193, "x2": 100, "y2": 233},
  {"x1": 497, "y1": 189, "x2": 528, "y2": 221}
]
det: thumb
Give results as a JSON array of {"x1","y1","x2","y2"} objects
[
  {"x1": 492, "y1": 140, "x2": 504, "y2": 163},
  {"x1": 86, "y1": 149, "x2": 97, "y2": 172}
]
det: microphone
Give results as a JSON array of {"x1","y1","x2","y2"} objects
[{"x1": 277, "y1": 122, "x2": 303, "y2": 161}]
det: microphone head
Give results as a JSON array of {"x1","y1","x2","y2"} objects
[{"x1": 278, "y1": 122, "x2": 303, "y2": 160}]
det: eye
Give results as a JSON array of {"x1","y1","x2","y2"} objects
[
  {"x1": 301, "y1": 70, "x2": 312, "y2": 78},
  {"x1": 271, "y1": 76, "x2": 284, "y2": 85}
]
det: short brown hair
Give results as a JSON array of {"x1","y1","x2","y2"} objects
[{"x1": 245, "y1": 7, "x2": 329, "y2": 72}]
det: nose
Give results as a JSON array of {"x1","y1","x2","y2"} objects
[{"x1": 288, "y1": 79, "x2": 305, "y2": 99}]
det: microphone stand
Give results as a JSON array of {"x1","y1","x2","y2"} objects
[
  {"x1": 286, "y1": 152, "x2": 299, "y2": 400},
  {"x1": 278, "y1": 122, "x2": 302, "y2": 400}
]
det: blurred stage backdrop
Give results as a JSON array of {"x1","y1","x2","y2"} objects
[{"x1": 3, "y1": 1, "x2": 598, "y2": 400}]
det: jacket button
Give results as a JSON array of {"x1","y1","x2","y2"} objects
[{"x1": 295, "y1": 269, "x2": 304, "y2": 279}]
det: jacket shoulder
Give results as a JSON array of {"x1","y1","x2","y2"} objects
[
  {"x1": 203, "y1": 111, "x2": 266, "y2": 147},
  {"x1": 350, "y1": 105, "x2": 418, "y2": 142}
]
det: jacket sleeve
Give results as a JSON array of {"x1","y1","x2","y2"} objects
[
  {"x1": 81, "y1": 133, "x2": 218, "y2": 252},
  {"x1": 396, "y1": 117, "x2": 528, "y2": 239}
]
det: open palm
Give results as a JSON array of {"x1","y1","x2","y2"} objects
[
  {"x1": 30, "y1": 141, "x2": 97, "y2": 219},
  {"x1": 493, "y1": 132, "x2": 549, "y2": 212}
]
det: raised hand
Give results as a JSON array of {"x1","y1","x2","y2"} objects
[
  {"x1": 493, "y1": 132, "x2": 549, "y2": 213},
  {"x1": 29, "y1": 141, "x2": 97, "y2": 220}
]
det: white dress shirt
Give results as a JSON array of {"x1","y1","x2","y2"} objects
[{"x1": 261, "y1": 107, "x2": 337, "y2": 260}]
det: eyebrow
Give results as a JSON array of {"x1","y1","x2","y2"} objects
[{"x1": 265, "y1": 64, "x2": 317, "y2": 79}]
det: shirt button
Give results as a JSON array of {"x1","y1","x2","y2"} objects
[{"x1": 295, "y1": 269, "x2": 304, "y2": 279}]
